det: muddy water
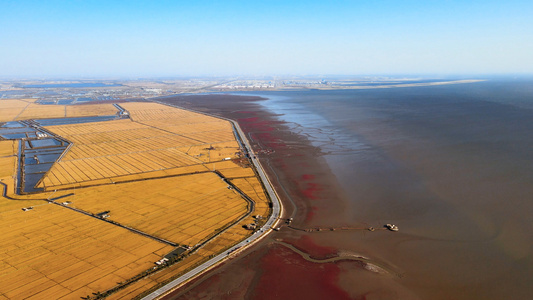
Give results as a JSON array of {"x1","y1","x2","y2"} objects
[
  {"x1": 251, "y1": 80, "x2": 533, "y2": 299},
  {"x1": 159, "y1": 83, "x2": 533, "y2": 300}
]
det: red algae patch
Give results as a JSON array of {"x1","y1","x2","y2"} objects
[
  {"x1": 301, "y1": 174, "x2": 315, "y2": 180},
  {"x1": 297, "y1": 173, "x2": 324, "y2": 202},
  {"x1": 239, "y1": 116, "x2": 260, "y2": 123},
  {"x1": 305, "y1": 206, "x2": 318, "y2": 222},
  {"x1": 158, "y1": 94, "x2": 353, "y2": 299},
  {"x1": 169, "y1": 272, "x2": 250, "y2": 300},
  {"x1": 236, "y1": 111, "x2": 257, "y2": 114},
  {"x1": 301, "y1": 182, "x2": 322, "y2": 199},
  {"x1": 285, "y1": 235, "x2": 338, "y2": 259},
  {"x1": 237, "y1": 117, "x2": 279, "y2": 132},
  {"x1": 252, "y1": 243, "x2": 350, "y2": 300},
  {"x1": 255, "y1": 131, "x2": 282, "y2": 143}
]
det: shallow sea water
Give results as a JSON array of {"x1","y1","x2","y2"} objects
[{"x1": 243, "y1": 80, "x2": 533, "y2": 299}]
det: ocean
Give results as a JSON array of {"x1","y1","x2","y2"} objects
[{"x1": 240, "y1": 79, "x2": 533, "y2": 299}]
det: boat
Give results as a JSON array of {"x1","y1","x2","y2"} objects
[{"x1": 385, "y1": 224, "x2": 399, "y2": 232}]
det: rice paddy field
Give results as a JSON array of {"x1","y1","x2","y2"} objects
[
  {"x1": 0, "y1": 100, "x2": 272, "y2": 299},
  {"x1": 0, "y1": 98, "x2": 118, "y2": 122},
  {"x1": 39, "y1": 103, "x2": 244, "y2": 190},
  {"x1": 62, "y1": 173, "x2": 249, "y2": 247},
  {"x1": 0, "y1": 99, "x2": 33, "y2": 122},
  {"x1": 0, "y1": 140, "x2": 17, "y2": 178},
  {"x1": 0, "y1": 203, "x2": 174, "y2": 300}
]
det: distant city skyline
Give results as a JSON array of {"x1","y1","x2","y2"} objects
[{"x1": 1, "y1": 0, "x2": 532, "y2": 77}]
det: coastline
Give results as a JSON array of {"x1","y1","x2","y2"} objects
[
  {"x1": 154, "y1": 94, "x2": 379, "y2": 300},
  {"x1": 140, "y1": 96, "x2": 284, "y2": 300},
  {"x1": 202, "y1": 84, "x2": 533, "y2": 300}
]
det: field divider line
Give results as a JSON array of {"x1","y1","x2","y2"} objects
[
  {"x1": 132, "y1": 120, "x2": 206, "y2": 145},
  {"x1": 44, "y1": 169, "x2": 213, "y2": 191},
  {"x1": 48, "y1": 196, "x2": 179, "y2": 247},
  {"x1": 11, "y1": 102, "x2": 32, "y2": 122}
]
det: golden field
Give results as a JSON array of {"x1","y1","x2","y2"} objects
[
  {"x1": 0, "y1": 140, "x2": 17, "y2": 178},
  {"x1": 0, "y1": 202, "x2": 174, "y2": 300},
  {"x1": 0, "y1": 98, "x2": 118, "y2": 122},
  {"x1": 39, "y1": 103, "x2": 243, "y2": 189},
  {"x1": 63, "y1": 173, "x2": 249, "y2": 247},
  {"x1": 0, "y1": 101, "x2": 271, "y2": 299},
  {"x1": 0, "y1": 140, "x2": 176, "y2": 299},
  {"x1": 0, "y1": 99, "x2": 32, "y2": 122}
]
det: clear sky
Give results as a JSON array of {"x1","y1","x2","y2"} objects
[{"x1": 1, "y1": 0, "x2": 532, "y2": 78}]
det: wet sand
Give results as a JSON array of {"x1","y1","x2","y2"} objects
[{"x1": 157, "y1": 94, "x2": 410, "y2": 300}]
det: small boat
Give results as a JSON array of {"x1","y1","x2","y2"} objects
[{"x1": 385, "y1": 224, "x2": 399, "y2": 232}]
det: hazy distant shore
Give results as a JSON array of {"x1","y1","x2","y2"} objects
[{"x1": 0, "y1": 79, "x2": 486, "y2": 99}]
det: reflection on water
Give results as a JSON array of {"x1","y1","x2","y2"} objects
[
  {"x1": 266, "y1": 99, "x2": 369, "y2": 155},
  {"x1": 249, "y1": 80, "x2": 533, "y2": 300},
  {"x1": 239, "y1": 93, "x2": 369, "y2": 156}
]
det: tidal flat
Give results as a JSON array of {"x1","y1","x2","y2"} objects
[{"x1": 160, "y1": 80, "x2": 533, "y2": 300}]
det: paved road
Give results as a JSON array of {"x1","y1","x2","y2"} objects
[{"x1": 142, "y1": 100, "x2": 282, "y2": 300}]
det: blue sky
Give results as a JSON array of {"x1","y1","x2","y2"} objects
[{"x1": 1, "y1": 0, "x2": 532, "y2": 77}]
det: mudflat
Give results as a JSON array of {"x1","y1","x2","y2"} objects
[
  {"x1": 158, "y1": 82, "x2": 533, "y2": 300},
  {"x1": 158, "y1": 94, "x2": 406, "y2": 300}
]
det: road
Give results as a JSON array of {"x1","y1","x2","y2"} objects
[{"x1": 141, "y1": 100, "x2": 283, "y2": 300}]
